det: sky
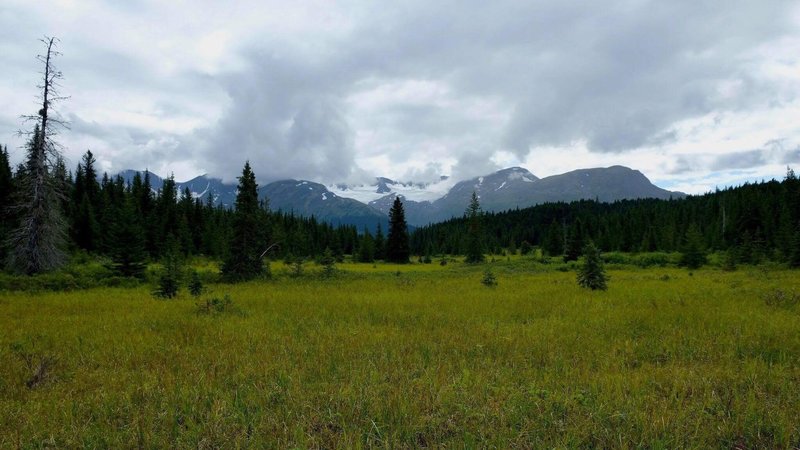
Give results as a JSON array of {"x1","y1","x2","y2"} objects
[{"x1": 1, "y1": 0, "x2": 799, "y2": 194}]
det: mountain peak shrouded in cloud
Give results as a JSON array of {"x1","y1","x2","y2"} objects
[{"x1": 1, "y1": 1, "x2": 799, "y2": 193}]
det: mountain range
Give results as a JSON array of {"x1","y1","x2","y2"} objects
[{"x1": 116, "y1": 165, "x2": 684, "y2": 229}]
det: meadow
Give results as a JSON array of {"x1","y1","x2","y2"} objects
[{"x1": 1, "y1": 258, "x2": 799, "y2": 448}]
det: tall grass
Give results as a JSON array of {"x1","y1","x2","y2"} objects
[{"x1": 1, "y1": 263, "x2": 799, "y2": 447}]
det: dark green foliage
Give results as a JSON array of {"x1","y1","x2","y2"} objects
[
  {"x1": 153, "y1": 248, "x2": 183, "y2": 299},
  {"x1": 0, "y1": 145, "x2": 13, "y2": 260},
  {"x1": 374, "y1": 223, "x2": 386, "y2": 260},
  {"x1": 564, "y1": 219, "x2": 584, "y2": 262},
  {"x1": 320, "y1": 247, "x2": 336, "y2": 277},
  {"x1": 6, "y1": 38, "x2": 69, "y2": 274},
  {"x1": 481, "y1": 269, "x2": 497, "y2": 287},
  {"x1": 464, "y1": 192, "x2": 485, "y2": 264},
  {"x1": 71, "y1": 151, "x2": 101, "y2": 252},
  {"x1": 107, "y1": 199, "x2": 147, "y2": 278},
  {"x1": 196, "y1": 294, "x2": 238, "y2": 315},
  {"x1": 789, "y1": 224, "x2": 800, "y2": 269},
  {"x1": 410, "y1": 168, "x2": 800, "y2": 265},
  {"x1": 386, "y1": 197, "x2": 410, "y2": 263},
  {"x1": 721, "y1": 249, "x2": 737, "y2": 272},
  {"x1": 680, "y1": 225, "x2": 707, "y2": 270},
  {"x1": 520, "y1": 241, "x2": 533, "y2": 256},
  {"x1": 542, "y1": 220, "x2": 563, "y2": 256},
  {"x1": 357, "y1": 228, "x2": 375, "y2": 263},
  {"x1": 6, "y1": 124, "x2": 68, "y2": 274},
  {"x1": 577, "y1": 241, "x2": 608, "y2": 291},
  {"x1": 188, "y1": 271, "x2": 204, "y2": 298},
  {"x1": 221, "y1": 162, "x2": 267, "y2": 282}
]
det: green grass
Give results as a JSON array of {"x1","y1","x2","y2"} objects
[{"x1": 1, "y1": 261, "x2": 799, "y2": 448}]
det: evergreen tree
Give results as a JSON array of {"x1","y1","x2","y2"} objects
[
  {"x1": 577, "y1": 241, "x2": 608, "y2": 290},
  {"x1": 543, "y1": 220, "x2": 564, "y2": 256},
  {"x1": 680, "y1": 224, "x2": 707, "y2": 269},
  {"x1": 153, "y1": 240, "x2": 183, "y2": 298},
  {"x1": 464, "y1": 191, "x2": 485, "y2": 263},
  {"x1": 386, "y1": 196, "x2": 410, "y2": 263},
  {"x1": 108, "y1": 198, "x2": 147, "y2": 278},
  {"x1": 789, "y1": 223, "x2": 800, "y2": 269},
  {"x1": 6, "y1": 38, "x2": 69, "y2": 274},
  {"x1": 357, "y1": 228, "x2": 375, "y2": 263},
  {"x1": 564, "y1": 219, "x2": 584, "y2": 262},
  {"x1": 0, "y1": 146, "x2": 13, "y2": 260},
  {"x1": 374, "y1": 223, "x2": 386, "y2": 260},
  {"x1": 221, "y1": 161, "x2": 266, "y2": 281}
]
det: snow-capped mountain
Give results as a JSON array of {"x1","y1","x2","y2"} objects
[
  {"x1": 328, "y1": 176, "x2": 453, "y2": 204},
  {"x1": 114, "y1": 165, "x2": 684, "y2": 229}
]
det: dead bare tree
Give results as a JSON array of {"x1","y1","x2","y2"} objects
[{"x1": 6, "y1": 37, "x2": 69, "y2": 274}]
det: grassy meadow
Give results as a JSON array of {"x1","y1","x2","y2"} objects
[{"x1": 1, "y1": 258, "x2": 800, "y2": 448}]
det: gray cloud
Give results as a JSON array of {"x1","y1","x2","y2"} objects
[
  {"x1": 671, "y1": 143, "x2": 800, "y2": 175},
  {"x1": 2, "y1": 0, "x2": 799, "y2": 191},
  {"x1": 195, "y1": 0, "x2": 796, "y2": 182},
  {"x1": 710, "y1": 150, "x2": 767, "y2": 171}
]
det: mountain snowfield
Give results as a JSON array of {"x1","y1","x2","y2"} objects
[
  {"x1": 116, "y1": 165, "x2": 684, "y2": 229},
  {"x1": 328, "y1": 176, "x2": 456, "y2": 203}
]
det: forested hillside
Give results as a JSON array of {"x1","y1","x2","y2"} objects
[{"x1": 411, "y1": 169, "x2": 800, "y2": 264}]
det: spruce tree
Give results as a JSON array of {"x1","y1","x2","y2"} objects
[
  {"x1": 564, "y1": 219, "x2": 584, "y2": 262},
  {"x1": 6, "y1": 38, "x2": 69, "y2": 274},
  {"x1": 789, "y1": 223, "x2": 800, "y2": 269},
  {"x1": 386, "y1": 196, "x2": 410, "y2": 263},
  {"x1": 0, "y1": 146, "x2": 13, "y2": 260},
  {"x1": 358, "y1": 227, "x2": 375, "y2": 262},
  {"x1": 72, "y1": 156, "x2": 99, "y2": 252},
  {"x1": 680, "y1": 224, "x2": 707, "y2": 269},
  {"x1": 464, "y1": 191, "x2": 485, "y2": 263},
  {"x1": 543, "y1": 220, "x2": 564, "y2": 256},
  {"x1": 577, "y1": 241, "x2": 608, "y2": 290},
  {"x1": 374, "y1": 223, "x2": 386, "y2": 260},
  {"x1": 221, "y1": 161, "x2": 266, "y2": 281},
  {"x1": 108, "y1": 198, "x2": 147, "y2": 278}
]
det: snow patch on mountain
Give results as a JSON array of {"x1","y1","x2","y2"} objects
[{"x1": 328, "y1": 176, "x2": 455, "y2": 203}]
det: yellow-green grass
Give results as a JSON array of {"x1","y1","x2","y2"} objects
[{"x1": 1, "y1": 264, "x2": 799, "y2": 448}]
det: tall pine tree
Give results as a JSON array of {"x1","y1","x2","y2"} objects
[
  {"x1": 464, "y1": 191, "x2": 485, "y2": 263},
  {"x1": 6, "y1": 38, "x2": 69, "y2": 274},
  {"x1": 386, "y1": 196, "x2": 410, "y2": 263},
  {"x1": 222, "y1": 161, "x2": 267, "y2": 281}
]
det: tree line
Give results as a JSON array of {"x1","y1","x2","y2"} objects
[{"x1": 410, "y1": 169, "x2": 800, "y2": 267}]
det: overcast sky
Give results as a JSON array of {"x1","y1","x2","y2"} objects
[{"x1": 2, "y1": 0, "x2": 799, "y2": 193}]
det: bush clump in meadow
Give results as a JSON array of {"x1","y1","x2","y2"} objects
[
  {"x1": 577, "y1": 241, "x2": 608, "y2": 291},
  {"x1": 153, "y1": 251, "x2": 183, "y2": 299},
  {"x1": 188, "y1": 271, "x2": 204, "y2": 298},
  {"x1": 196, "y1": 294, "x2": 239, "y2": 315},
  {"x1": 762, "y1": 289, "x2": 799, "y2": 309},
  {"x1": 481, "y1": 269, "x2": 498, "y2": 287},
  {"x1": 319, "y1": 247, "x2": 336, "y2": 278}
]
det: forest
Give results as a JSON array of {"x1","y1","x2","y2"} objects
[{"x1": 2, "y1": 144, "x2": 800, "y2": 278}]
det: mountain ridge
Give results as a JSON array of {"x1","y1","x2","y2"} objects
[{"x1": 113, "y1": 165, "x2": 685, "y2": 228}]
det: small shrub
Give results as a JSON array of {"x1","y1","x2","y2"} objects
[
  {"x1": 196, "y1": 294, "x2": 239, "y2": 315},
  {"x1": 763, "y1": 289, "x2": 799, "y2": 309},
  {"x1": 153, "y1": 252, "x2": 183, "y2": 299},
  {"x1": 319, "y1": 248, "x2": 336, "y2": 278},
  {"x1": 481, "y1": 269, "x2": 498, "y2": 287},
  {"x1": 188, "y1": 271, "x2": 204, "y2": 298}
]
